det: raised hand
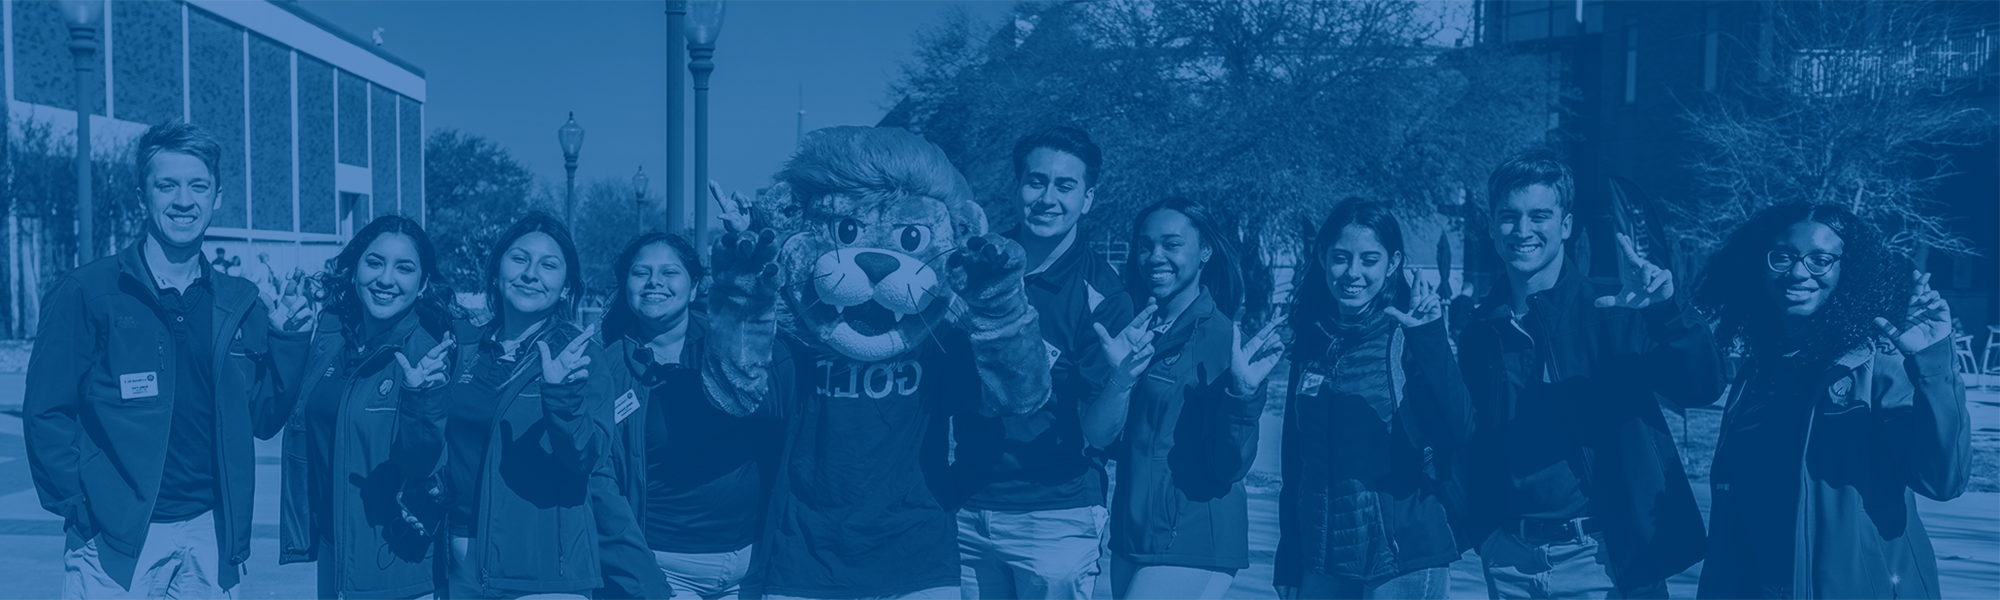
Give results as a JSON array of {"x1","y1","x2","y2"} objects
[
  {"x1": 1594, "y1": 232, "x2": 1675, "y2": 309},
  {"x1": 262, "y1": 272, "x2": 312, "y2": 331},
  {"x1": 711, "y1": 180, "x2": 754, "y2": 235},
  {"x1": 1385, "y1": 268, "x2": 1443, "y2": 327},
  {"x1": 537, "y1": 324, "x2": 595, "y2": 386},
  {"x1": 1096, "y1": 299, "x2": 1162, "y2": 385},
  {"x1": 1229, "y1": 319, "x2": 1285, "y2": 397},
  {"x1": 947, "y1": 234, "x2": 1029, "y2": 308},
  {"x1": 395, "y1": 333, "x2": 456, "y2": 390},
  {"x1": 1874, "y1": 270, "x2": 1953, "y2": 354},
  {"x1": 710, "y1": 224, "x2": 781, "y2": 320}
]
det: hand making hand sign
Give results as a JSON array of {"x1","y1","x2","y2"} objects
[
  {"x1": 395, "y1": 332, "x2": 456, "y2": 391},
  {"x1": 1874, "y1": 270, "x2": 1954, "y2": 354},
  {"x1": 1594, "y1": 232, "x2": 1675, "y2": 309},
  {"x1": 1096, "y1": 299, "x2": 1163, "y2": 387},
  {"x1": 1229, "y1": 318, "x2": 1286, "y2": 397},
  {"x1": 538, "y1": 323, "x2": 596, "y2": 386},
  {"x1": 1385, "y1": 268, "x2": 1443, "y2": 327}
]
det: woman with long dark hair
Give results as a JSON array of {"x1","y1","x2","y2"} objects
[
  {"x1": 1271, "y1": 199, "x2": 1470, "y2": 600},
  {"x1": 394, "y1": 212, "x2": 616, "y2": 599},
  {"x1": 1692, "y1": 202, "x2": 1970, "y2": 599},
  {"x1": 1084, "y1": 197, "x2": 1284, "y2": 600},
  {"x1": 272, "y1": 215, "x2": 461, "y2": 599},
  {"x1": 593, "y1": 231, "x2": 778, "y2": 600}
]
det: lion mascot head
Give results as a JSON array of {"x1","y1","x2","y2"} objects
[{"x1": 768, "y1": 126, "x2": 985, "y2": 363}]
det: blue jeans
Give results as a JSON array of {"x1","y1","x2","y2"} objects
[
  {"x1": 654, "y1": 545, "x2": 754, "y2": 600},
  {"x1": 1109, "y1": 555, "x2": 1234, "y2": 600},
  {"x1": 1478, "y1": 529, "x2": 1665, "y2": 600},
  {"x1": 958, "y1": 506, "x2": 1107, "y2": 600},
  {"x1": 1299, "y1": 566, "x2": 1451, "y2": 599},
  {"x1": 63, "y1": 511, "x2": 233, "y2": 600}
]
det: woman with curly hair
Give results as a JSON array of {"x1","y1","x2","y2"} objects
[
  {"x1": 271, "y1": 215, "x2": 463, "y2": 599},
  {"x1": 1693, "y1": 202, "x2": 1971, "y2": 599}
]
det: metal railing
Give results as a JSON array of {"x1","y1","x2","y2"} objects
[{"x1": 1788, "y1": 26, "x2": 1994, "y2": 98}]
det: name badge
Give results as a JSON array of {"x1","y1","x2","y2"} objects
[
  {"x1": 614, "y1": 389, "x2": 640, "y2": 424},
  {"x1": 1299, "y1": 372, "x2": 1326, "y2": 397},
  {"x1": 121, "y1": 372, "x2": 159, "y2": 400}
]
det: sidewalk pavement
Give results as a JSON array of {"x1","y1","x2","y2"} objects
[{"x1": 1, "y1": 374, "x2": 1995, "y2": 598}]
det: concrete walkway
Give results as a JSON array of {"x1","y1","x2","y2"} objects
[{"x1": 1, "y1": 375, "x2": 1995, "y2": 598}]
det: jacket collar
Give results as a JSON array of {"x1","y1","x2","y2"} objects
[
  {"x1": 118, "y1": 241, "x2": 215, "y2": 298},
  {"x1": 1477, "y1": 257, "x2": 1583, "y2": 323},
  {"x1": 1006, "y1": 225, "x2": 1088, "y2": 290}
]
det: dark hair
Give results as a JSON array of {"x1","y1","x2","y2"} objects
[
  {"x1": 135, "y1": 122, "x2": 223, "y2": 185},
  {"x1": 603, "y1": 231, "x2": 707, "y2": 332},
  {"x1": 315, "y1": 215, "x2": 461, "y2": 333},
  {"x1": 1012, "y1": 126, "x2": 1102, "y2": 188},
  {"x1": 1486, "y1": 148, "x2": 1573, "y2": 215},
  {"x1": 484, "y1": 212, "x2": 586, "y2": 329},
  {"x1": 1692, "y1": 201, "x2": 1910, "y2": 366},
  {"x1": 1126, "y1": 197, "x2": 1243, "y2": 318},
  {"x1": 1295, "y1": 198, "x2": 1411, "y2": 325}
]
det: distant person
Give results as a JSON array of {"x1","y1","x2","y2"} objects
[
  {"x1": 1452, "y1": 150, "x2": 1720, "y2": 599},
  {"x1": 267, "y1": 215, "x2": 460, "y2": 599},
  {"x1": 24, "y1": 122, "x2": 306, "y2": 598},
  {"x1": 393, "y1": 213, "x2": 616, "y2": 598},
  {"x1": 1273, "y1": 199, "x2": 1470, "y2": 600},
  {"x1": 1087, "y1": 197, "x2": 1284, "y2": 600},
  {"x1": 956, "y1": 127, "x2": 1134, "y2": 600},
  {"x1": 1693, "y1": 202, "x2": 1970, "y2": 599},
  {"x1": 211, "y1": 247, "x2": 239, "y2": 275},
  {"x1": 593, "y1": 231, "x2": 770, "y2": 600}
]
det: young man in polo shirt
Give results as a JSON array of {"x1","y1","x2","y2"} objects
[
  {"x1": 954, "y1": 126, "x2": 1134, "y2": 600},
  {"x1": 1452, "y1": 150, "x2": 1720, "y2": 599},
  {"x1": 26, "y1": 122, "x2": 307, "y2": 598}
]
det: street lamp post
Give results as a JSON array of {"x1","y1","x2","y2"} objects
[
  {"x1": 666, "y1": 1, "x2": 686, "y2": 238},
  {"x1": 558, "y1": 113, "x2": 585, "y2": 225},
  {"x1": 60, "y1": 0, "x2": 102, "y2": 263},
  {"x1": 686, "y1": 0, "x2": 725, "y2": 251},
  {"x1": 633, "y1": 166, "x2": 650, "y2": 236}
]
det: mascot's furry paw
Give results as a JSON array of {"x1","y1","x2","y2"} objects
[
  {"x1": 948, "y1": 234, "x2": 1030, "y2": 325},
  {"x1": 705, "y1": 227, "x2": 781, "y2": 417}
]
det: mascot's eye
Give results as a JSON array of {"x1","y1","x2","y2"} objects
[
  {"x1": 834, "y1": 218, "x2": 861, "y2": 245},
  {"x1": 897, "y1": 225, "x2": 930, "y2": 253}
]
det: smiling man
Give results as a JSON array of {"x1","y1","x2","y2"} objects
[
  {"x1": 1451, "y1": 150, "x2": 1720, "y2": 599},
  {"x1": 954, "y1": 127, "x2": 1134, "y2": 600},
  {"x1": 25, "y1": 122, "x2": 305, "y2": 599}
]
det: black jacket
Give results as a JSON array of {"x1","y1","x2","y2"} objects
[
  {"x1": 24, "y1": 245, "x2": 299, "y2": 591},
  {"x1": 275, "y1": 311, "x2": 447, "y2": 599},
  {"x1": 393, "y1": 319, "x2": 615, "y2": 595},
  {"x1": 1452, "y1": 260, "x2": 1720, "y2": 588},
  {"x1": 1109, "y1": 290, "x2": 1266, "y2": 570},
  {"x1": 1275, "y1": 315, "x2": 1471, "y2": 585}
]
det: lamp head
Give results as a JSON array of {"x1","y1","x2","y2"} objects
[
  {"x1": 685, "y1": 0, "x2": 726, "y2": 45},
  {"x1": 558, "y1": 112, "x2": 585, "y2": 158},
  {"x1": 59, "y1": 0, "x2": 102, "y2": 30},
  {"x1": 634, "y1": 167, "x2": 649, "y2": 199}
]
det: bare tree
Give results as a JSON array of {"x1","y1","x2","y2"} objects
[{"x1": 1677, "y1": 0, "x2": 1993, "y2": 262}]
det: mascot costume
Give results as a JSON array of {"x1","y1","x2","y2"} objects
[{"x1": 702, "y1": 126, "x2": 1051, "y2": 599}]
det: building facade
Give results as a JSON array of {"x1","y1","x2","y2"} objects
[{"x1": 4, "y1": 0, "x2": 424, "y2": 337}]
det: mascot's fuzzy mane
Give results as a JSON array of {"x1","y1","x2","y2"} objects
[{"x1": 759, "y1": 126, "x2": 985, "y2": 361}]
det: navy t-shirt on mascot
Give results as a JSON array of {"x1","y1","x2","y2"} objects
[{"x1": 700, "y1": 126, "x2": 1052, "y2": 599}]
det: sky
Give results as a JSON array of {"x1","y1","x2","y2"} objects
[{"x1": 295, "y1": 0, "x2": 1017, "y2": 229}]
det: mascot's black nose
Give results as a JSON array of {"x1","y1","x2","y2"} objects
[{"x1": 854, "y1": 251, "x2": 901, "y2": 285}]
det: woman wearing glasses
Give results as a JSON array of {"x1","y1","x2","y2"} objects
[{"x1": 1691, "y1": 202, "x2": 1970, "y2": 599}]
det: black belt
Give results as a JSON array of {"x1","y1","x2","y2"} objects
[{"x1": 1512, "y1": 516, "x2": 1600, "y2": 542}]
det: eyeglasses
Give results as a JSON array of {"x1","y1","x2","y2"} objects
[{"x1": 1767, "y1": 251, "x2": 1842, "y2": 276}]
